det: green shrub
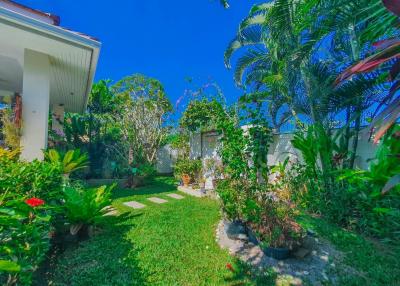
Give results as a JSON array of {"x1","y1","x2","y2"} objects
[
  {"x1": 0, "y1": 151, "x2": 61, "y2": 285},
  {"x1": 284, "y1": 125, "x2": 400, "y2": 242},
  {"x1": 44, "y1": 149, "x2": 89, "y2": 176},
  {"x1": 63, "y1": 184, "x2": 115, "y2": 234},
  {"x1": 174, "y1": 158, "x2": 202, "y2": 180},
  {"x1": 0, "y1": 153, "x2": 62, "y2": 207},
  {"x1": 216, "y1": 179, "x2": 304, "y2": 249},
  {"x1": 215, "y1": 180, "x2": 242, "y2": 220}
]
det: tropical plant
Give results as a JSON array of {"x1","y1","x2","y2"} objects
[
  {"x1": 0, "y1": 194, "x2": 52, "y2": 285},
  {"x1": 63, "y1": 184, "x2": 115, "y2": 235},
  {"x1": 44, "y1": 149, "x2": 89, "y2": 176},
  {"x1": 334, "y1": 0, "x2": 400, "y2": 143},
  {"x1": 61, "y1": 80, "x2": 125, "y2": 179},
  {"x1": 0, "y1": 150, "x2": 61, "y2": 285}
]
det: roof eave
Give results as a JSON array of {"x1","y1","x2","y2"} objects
[{"x1": 0, "y1": 6, "x2": 101, "y2": 114}]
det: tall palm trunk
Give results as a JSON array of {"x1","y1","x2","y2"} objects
[{"x1": 348, "y1": 22, "x2": 362, "y2": 169}]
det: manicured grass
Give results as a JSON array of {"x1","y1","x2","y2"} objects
[
  {"x1": 298, "y1": 214, "x2": 400, "y2": 286},
  {"x1": 50, "y1": 177, "x2": 275, "y2": 286},
  {"x1": 45, "y1": 178, "x2": 400, "y2": 286}
]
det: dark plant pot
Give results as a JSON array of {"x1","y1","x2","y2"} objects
[
  {"x1": 246, "y1": 226, "x2": 259, "y2": 245},
  {"x1": 262, "y1": 246, "x2": 291, "y2": 260}
]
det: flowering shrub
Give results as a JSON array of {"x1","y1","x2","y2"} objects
[
  {"x1": 0, "y1": 151, "x2": 62, "y2": 285},
  {"x1": 25, "y1": 198, "x2": 45, "y2": 208},
  {"x1": 0, "y1": 193, "x2": 53, "y2": 285}
]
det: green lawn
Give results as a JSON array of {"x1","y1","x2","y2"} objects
[
  {"x1": 50, "y1": 177, "x2": 274, "y2": 286},
  {"x1": 298, "y1": 215, "x2": 400, "y2": 286},
  {"x1": 48, "y1": 177, "x2": 400, "y2": 286}
]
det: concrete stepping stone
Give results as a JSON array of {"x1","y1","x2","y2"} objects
[
  {"x1": 147, "y1": 197, "x2": 168, "y2": 204},
  {"x1": 166, "y1": 193, "x2": 184, "y2": 200},
  {"x1": 103, "y1": 210, "x2": 119, "y2": 216},
  {"x1": 123, "y1": 201, "x2": 146, "y2": 209},
  {"x1": 102, "y1": 206, "x2": 119, "y2": 216}
]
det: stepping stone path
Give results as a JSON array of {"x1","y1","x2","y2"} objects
[
  {"x1": 166, "y1": 193, "x2": 185, "y2": 200},
  {"x1": 147, "y1": 197, "x2": 168, "y2": 204},
  {"x1": 124, "y1": 201, "x2": 146, "y2": 209}
]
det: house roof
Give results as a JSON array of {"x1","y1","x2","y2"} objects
[
  {"x1": 0, "y1": 1, "x2": 101, "y2": 113},
  {"x1": 0, "y1": 0, "x2": 60, "y2": 25},
  {"x1": 0, "y1": 0, "x2": 99, "y2": 42}
]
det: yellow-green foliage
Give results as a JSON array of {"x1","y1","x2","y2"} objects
[
  {"x1": 1, "y1": 109, "x2": 21, "y2": 150},
  {"x1": 0, "y1": 147, "x2": 20, "y2": 161}
]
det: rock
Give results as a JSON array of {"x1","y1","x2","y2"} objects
[
  {"x1": 307, "y1": 229, "x2": 316, "y2": 236},
  {"x1": 237, "y1": 233, "x2": 249, "y2": 241},
  {"x1": 293, "y1": 248, "x2": 311, "y2": 259},
  {"x1": 302, "y1": 236, "x2": 317, "y2": 250},
  {"x1": 224, "y1": 220, "x2": 247, "y2": 240}
]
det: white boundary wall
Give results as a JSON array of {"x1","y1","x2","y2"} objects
[{"x1": 189, "y1": 128, "x2": 378, "y2": 171}]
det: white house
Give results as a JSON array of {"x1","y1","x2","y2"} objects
[{"x1": 0, "y1": 0, "x2": 100, "y2": 160}]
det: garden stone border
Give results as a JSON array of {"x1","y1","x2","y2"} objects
[{"x1": 216, "y1": 219, "x2": 343, "y2": 285}]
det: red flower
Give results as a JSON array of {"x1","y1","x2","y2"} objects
[
  {"x1": 25, "y1": 198, "x2": 45, "y2": 207},
  {"x1": 226, "y1": 263, "x2": 234, "y2": 272}
]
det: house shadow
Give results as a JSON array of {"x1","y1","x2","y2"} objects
[{"x1": 35, "y1": 212, "x2": 150, "y2": 286}]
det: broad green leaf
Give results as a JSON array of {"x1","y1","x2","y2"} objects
[{"x1": 0, "y1": 260, "x2": 21, "y2": 273}]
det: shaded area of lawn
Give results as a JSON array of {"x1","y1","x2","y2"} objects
[
  {"x1": 298, "y1": 214, "x2": 400, "y2": 286},
  {"x1": 44, "y1": 177, "x2": 400, "y2": 286},
  {"x1": 50, "y1": 177, "x2": 275, "y2": 286}
]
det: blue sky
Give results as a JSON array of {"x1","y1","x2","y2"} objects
[{"x1": 18, "y1": 0, "x2": 258, "y2": 112}]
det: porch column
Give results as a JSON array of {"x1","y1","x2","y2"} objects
[{"x1": 20, "y1": 49, "x2": 50, "y2": 161}]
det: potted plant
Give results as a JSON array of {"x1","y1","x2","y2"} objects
[
  {"x1": 182, "y1": 173, "x2": 191, "y2": 187},
  {"x1": 174, "y1": 158, "x2": 202, "y2": 187},
  {"x1": 247, "y1": 192, "x2": 305, "y2": 260}
]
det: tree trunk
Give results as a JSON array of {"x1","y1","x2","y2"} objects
[{"x1": 349, "y1": 109, "x2": 361, "y2": 168}]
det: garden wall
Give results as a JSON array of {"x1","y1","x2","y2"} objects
[
  {"x1": 156, "y1": 144, "x2": 178, "y2": 174},
  {"x1": 189, "y1": 128, "x2": 378, "y2": 171}
]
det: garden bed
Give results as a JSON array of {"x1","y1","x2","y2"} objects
[{"x1": 216, "y1": 219, "x2": 342, "y2": 285}]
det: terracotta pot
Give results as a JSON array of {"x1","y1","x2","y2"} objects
[{"x1": 181, "y1": 174, "x2": 191, "y2": 187}]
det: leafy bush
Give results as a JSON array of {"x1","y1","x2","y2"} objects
[
  {"x1": 0, "y1": 151, "x2": 62, "y2": 204},
  {"x1": 0, "y1": 195, "x2": 52, "y2": 285},
  {"x1": 63, "y1": 184, "x2": 115, "y2": 234},
  {"x1": 284, "y1": 125, "x2": 400, "y2": 242},
  {"x1": 216, "y1": 179, "x2": 304, "y2": 249},
  {"x1": 44, "y1": 149, "x2": 89, "y2": 176},
  {"x1": 174, "y1": 158, "x2": 202, "y2": 180},
  {"x1": 336, "y1": 126, "x2": 400, "y2": 239},
  {"x1": 0, "y1": 150, "x2": 61, "y2": 285},
  {"x1": 132, "y1": 163, "x2": 157, "y2": 178}
]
